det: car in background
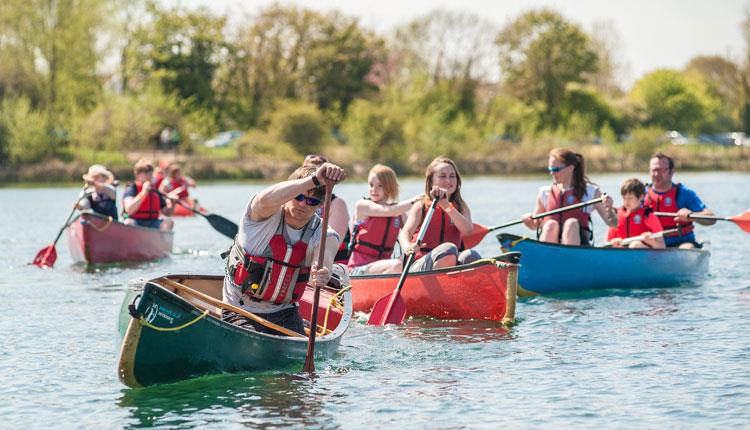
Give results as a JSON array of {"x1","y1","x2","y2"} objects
[
  {"x1": 666, "y1": 130, "x2": 689, "y2": 145},
  {"x1": 698, "y1": 132, "x2": 749, "y2": 146},
  {"x1": 204, "y1": 130, "x2": 244, "y2": 148}
]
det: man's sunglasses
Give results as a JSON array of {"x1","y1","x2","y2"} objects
[
  {"x1": 294, "y1": 194, "x2": 322, "y2": 206},
  {"x1": 548, "y1": 165, "x2": 567, "y2": 173}
]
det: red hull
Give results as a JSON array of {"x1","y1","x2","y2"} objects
[
  {"x1": 350, "y1": 258, "x2": 518, "y2": 321},
  {"x1": 67, "y1": 212, "x2": 173, "y2": 264},
  {"x1": 172, "y1": 200, "x2": 207, "y2": 217}
]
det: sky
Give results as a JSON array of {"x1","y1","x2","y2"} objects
[{"x1": 174, "y1": 0, "x2": 748, "y2": 87}]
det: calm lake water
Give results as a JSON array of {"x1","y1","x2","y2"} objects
[{"x1": 1, "y1": 172, "x2": 749, "y2": 428}]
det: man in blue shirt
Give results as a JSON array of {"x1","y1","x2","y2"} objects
[{"x1": 644, "y1": 152, "x2": 715, "y2": 248}]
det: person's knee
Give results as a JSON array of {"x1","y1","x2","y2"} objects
[
  {"x1": 628, "y1": 241, "x2": 647, "y2": 249},
  {"x1": 541, "y1": 220, "x2": 559, "y2": 233},
  {"x1": 563, "y1": 218, "x2": 580, "y2": 232},
  {"x1": 679, "y1": 242, "x2": 695, "y2": 249}
]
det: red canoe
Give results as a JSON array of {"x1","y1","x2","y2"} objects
[
  {"x1": 172, "y1": 199, "x2": 207, "y2": 217},
  {"x1": 67, "y1": 212, "x2": 173, "y2": 264},
  {"x1": 350, "y1": 254, "x2": 520, "y2": 322}
]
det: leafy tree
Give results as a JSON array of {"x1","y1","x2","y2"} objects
[
  {"x1": 267, "y1": 100, "x2": 329, "y2": 155},
  {"x1": 496, "y1": 9, "x2": 598, "y2": 128},
  {"x1": 342, "y1": 99, "x2": 406, "y2": 166},
  {"x1": 630, "y1": 69, "x2": 719, "y2": 133}
]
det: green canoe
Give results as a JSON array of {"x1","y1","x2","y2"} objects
[{"x1": 117, "y1": 274, "x2": 352, "y2": 387}]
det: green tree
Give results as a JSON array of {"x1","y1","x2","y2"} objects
[
  {"x1": 267, "y1": 100, "x2": 329, "y2": 155},
  {"x1": 496, "y1": 9, "x2": 598, "y2": 128},
  {"x1": 630, "y1": 69, "x2": 719, "y2": 133}
]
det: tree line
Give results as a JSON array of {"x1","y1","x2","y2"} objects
[{"x1": 1, "y1": 2, "x2": 749, "y2": 173}]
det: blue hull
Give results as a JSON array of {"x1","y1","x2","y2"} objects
[{"x1": 497, "y1": 233, "x2": 710, "y2": 294}]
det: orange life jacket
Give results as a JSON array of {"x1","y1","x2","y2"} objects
[
  {"x1": 348, "y1": 214, "x2": 402, "y2": 267},
  {"x1": 614, "y1": 206, "x2": 655, "y2": 239},
  {"x1": 128, "y1": 183, "x2": 161, "y2": 220},
  {"x1": 413, "y1": 203, "x2": 461, "y2": 259},
  {"x1": 644, "y1": 183, "x2": 694, "y2": 236}
]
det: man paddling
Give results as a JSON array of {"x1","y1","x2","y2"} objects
[
  {"x1": 645, "y1": 152, "x2": 716, "y2": 248},
  {"x1": 123, "y1": 159, "x2": 174, "y2": 231},
  {"x1": 223, "y1": 162, "x2": 344, "y2": 335}
]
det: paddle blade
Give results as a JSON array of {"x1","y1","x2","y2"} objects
[
  {"x1": 462, "y1": 223, "x2": 489, "y2": 249},
  {"x1": 32, "y1": 245, "x2": 57, "y2": 268},
  {"x1": 730, "y1": 211, "x2": 750, "y2": 232},
  {"x1": 205, "y1": 214, "x2": 239, "y2": 239},
  {"x1": 367, "y1": 291, "x2": 407, "y2": 326}
]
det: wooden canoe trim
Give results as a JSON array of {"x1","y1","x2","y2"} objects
[
  {"x1": 117, "y1": 317, "x2": 143, "y2": 388},
  {"x1": 501, "y1": 267, "x2": 518, "y2": 325},
  {"x1": 158, "y1": 278, "x2": 304, "y2": 338}
]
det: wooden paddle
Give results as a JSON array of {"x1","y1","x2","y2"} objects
[
  {"x1": 462, "y1": 195, "x2": 606, "y2": 249},
  {"x1": 32, "y1": 187, "x2": 86, "y2": 268},
  {"x1": 368, "y1": 198, "x2": 440, "y2": 326},
  {"x1": 157, "y1": 190, "x2": 238, "y2": 239},
  {"x1": 303, "y1": 179, "x2": 334, "y2": 374},
  {"x1": 602, "y1": 228, "x2": 679, "y2": 248},
  {"x1": 654, "y1": 211, "x2": 750, "y2": 233}
]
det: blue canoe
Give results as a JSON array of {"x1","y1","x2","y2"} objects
[{"x1": 497, "y1": 233, "x2": 710, "y2": 294}]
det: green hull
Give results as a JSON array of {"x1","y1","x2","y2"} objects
[{"x1": 117, "y1": 276, "x2": 352, "y2": 387}]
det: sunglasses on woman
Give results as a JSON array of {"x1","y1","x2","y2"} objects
[
  {"x1": 294, "y1": 194, "x2": 322, "y2": 206},
  {"x1": 548, "y1": 165, "x2": 567, "y2": 173}
]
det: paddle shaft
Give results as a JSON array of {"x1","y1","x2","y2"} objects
[
  {"x1": 372, "y1": 198, "x2": 439, "y2": 325},
  {"x1": 303, "y1": 180, "x2": 334, "y2": 374},
  {"x1": 155, "y1": 189, "x2": 238, "y2": 238},
  {"x1": 489, "y1": 195, "x2": 606, "y2": 231},
  {"x1": 655, "y1": 212, "x2": 727, "y2": 222}
]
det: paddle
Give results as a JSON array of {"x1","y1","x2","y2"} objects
[
  {"x1": 303, "y1": 180, "x2": 334, "y2": 374},
  {"x1": 654, "y1": 211, "x2": 750, "y2": 233},
  {"x1": 156, "y1": 190, "x2": 238, "y2": 239},
  {"x1": 368, "y1": 198, "x2": 440, "y2": 326},
  {"x1": 32, "y1": 187, "x2": 86, "y2": 268},
  {"x1": 602, "y1": 228, "x2": 679, "y2": 248},
  {"x1": 462, "y1": 195, "x2": 607, "y2": 249}
]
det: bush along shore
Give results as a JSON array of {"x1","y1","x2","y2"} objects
[{"x1": 2, "y1": 138, "x2": 749, "y2": 185}]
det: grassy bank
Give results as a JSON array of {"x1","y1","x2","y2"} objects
[{"x1": 1, "y1": 140, "x2": 749, "y2": 185}]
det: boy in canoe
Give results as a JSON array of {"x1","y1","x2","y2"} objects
[
  {"x1": 645, "y1": 152, "x2": 716, "y2": 248},
  {"x1": 122, "y1": 159, "x2": 174, "y2": 231},
  {"x1": 607, "y1": 178, "x2": 665, "y2": 249},
  {"x1": 222, "y1": 162, "x2": 344, "y2": 335},
  {"x1": 76, "y1": 164, "x2": 118, "y2": 220}
]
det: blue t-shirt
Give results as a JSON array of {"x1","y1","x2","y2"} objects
[{"x1": 650, "y1": 183, "x2": 706, "y2": 247}]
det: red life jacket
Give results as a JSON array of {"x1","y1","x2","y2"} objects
[
  {"x1": 542, "y1": 185, "x2": 591, "y2": 231},
  {"x1": 226, "y1": 214, "x2": 320, "y2": 305},
  {"x1": 644, "y1": 183, "x2": 693, "y2": 236},
  {"x1": 614, "y1": 206, "x2": 655, "y2": 239},
  {"x1": 128, "y1": 183, "x2": 161, "y2": 220},
  {"x1": 349, "y1": 215, "x2": 402, "y2": 266},
  {"x1": 163, "y1": 177, "x2": 189, "y2": 199},
  {"x1": 413, "y1": 203, "x2": 462, "y2": 259}
]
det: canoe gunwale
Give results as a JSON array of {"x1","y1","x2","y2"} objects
[
  {"x1": 497, "y1": 232, "x2": 710, "y2": 255},
  {"x1": 350, "y1": 252, "x2": 521, "y2": 281}
]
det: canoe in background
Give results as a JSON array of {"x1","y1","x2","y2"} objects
[
  {"x1": 497, "y1": 233, "x2": 710, "y2": 294},
  {"x1": 350, "y1": 254, "x2": 520, "y2": 322},
  {"x1": 172, "y1": 199, "x2": 208, "y2": 217},
  {"x1": 67, "y1": 211, "x2": 173, "y2": 264},
  {"x1": 117, "y1": 274, "x2": 352, "y2": 387}
]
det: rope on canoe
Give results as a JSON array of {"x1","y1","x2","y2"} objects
[
  {"x1": 140, "y1": 309, "x2": 209, "y2": 332},
  {"x1": 510, "y1": 236, "x2": 528, "y2": 247},
  {"x1": 87, "y1": 216, "x2": 113, "y2": 232},
  {"x1": 319, "y1": 285, "x2": 351, "y2": 335}
]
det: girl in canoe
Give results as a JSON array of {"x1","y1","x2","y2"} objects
[
  {"x1": 607, "y1": 178, "x2": 665, "y2": 248},
  {"x1": 522, "y1": 148, "x2": 616, "y2": 245},
  {"x1": 303, "y1": 154, "x2": 351, "y2": 265},
  {"x1": 348, "y1": 164, "x2": 423, "y2": 275},
  {"x1": 399, "y1": 156, "x2": 480, "y2": 271}
]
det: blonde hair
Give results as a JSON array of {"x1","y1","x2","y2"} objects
[
  {"x1": 369, "y1": 164, "x2": 399, "y2": 203},
  {"x1": 423, "y1": 156, "x2": 465, "y2": 212},
  {"x1": 133, "y1": 159, "x2": 154, "y2": 175}
]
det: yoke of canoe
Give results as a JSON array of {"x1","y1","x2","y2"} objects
[{"x1": 117, "y1": 274, "x2": 352, "y2": 388}]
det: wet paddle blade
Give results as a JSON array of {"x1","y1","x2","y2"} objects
[
  {"x1": 367, "y1": 291, "x2": 407, "y2": 326},
  {"x1": 205, "y1": 214, "x2": 239, "y2": 239},
  {"x1": 462, "y1": 223, "x2": 489, "y2": 249},
  {"x1": 32, "y1": 245, "x2": 57, "y2": 268},
  {"x1": 730, "y1": 211, "x2": 750, "y2": 233}
]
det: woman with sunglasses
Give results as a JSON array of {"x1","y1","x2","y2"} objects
[
  {"x1": 348, "y1": 164, "x2": 423, "y2": 275},
  {"x1": 303, "y1": 154, "x2": 351, "y2": 265},
  {"x1": 222, "y1": 162, "x2": 345, "y2": 335},
  {"x1": 522, "y1": 148, "x2": 616, "y2": 245},
  {"x1": 399, "y1": 156, "x2": 480, "y2": 272}
]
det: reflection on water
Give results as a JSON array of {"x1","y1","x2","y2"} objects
[{"x1": 119, "y1": 372, "x2": 337, "y2": 429}]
